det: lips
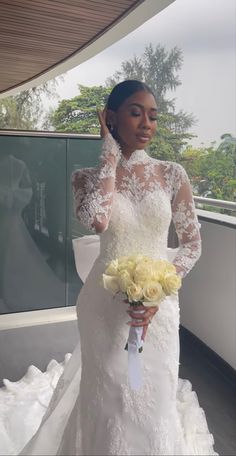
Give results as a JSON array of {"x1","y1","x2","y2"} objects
[{"x1": 136, "y1": 135, "x2": 151, "y2": 142}]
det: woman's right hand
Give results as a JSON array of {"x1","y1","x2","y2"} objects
[
  {"x1": 125, "y1": 302, "x2": 159, "y2": 342},
  {"x1": 97, "y1": 108, "x2": 110, "y2": 138}
]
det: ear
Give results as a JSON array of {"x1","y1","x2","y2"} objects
[{"x1": 106, "y1": 109, "x2": 117, "y2": 128}]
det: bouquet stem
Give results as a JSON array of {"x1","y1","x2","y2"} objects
[{"x1": 125, "y1": 309, "x2": 145, "y2": 390}]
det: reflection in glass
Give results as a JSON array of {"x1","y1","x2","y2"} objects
[
  {"x1": 0, "y1": 151, "x2": 64, "y2": 313},
  {"x1": 0, "y1": 136, "x2": 102, "y2": 314}
]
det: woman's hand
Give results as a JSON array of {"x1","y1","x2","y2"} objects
[
  {"x1": 97, "y1": 108, "x2": 110, "y2": 138},
  {"x1": 126, "y1": 303, "x2": 159, "y2": 342}
]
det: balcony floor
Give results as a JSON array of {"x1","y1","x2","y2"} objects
[
  {"x1": 179, "y1": 331, "x2": 236, "y2": 456},
  {"x1": 0, "y1": 322, "x2": 235, "y2": 455}
]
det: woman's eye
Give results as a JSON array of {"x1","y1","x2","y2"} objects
[
  {"x1": 150, "y1": 117, "x2": 157, "y2": 121},
  {"x1": 131, "y1": 112, "x2": 141, "y2": 117}
]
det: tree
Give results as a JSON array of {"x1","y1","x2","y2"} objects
[
  {"x1": 106, "y1": 44, "x2": 195, "y2": 160},
  {"x1": 107, "y1": 44, "x2": 183, "y2": 111},
  {"x1": 49, "y1": 85, "x2": 111, "y2": 133},
  {"x1": 180, "y1": 135, "x2": 236, "y2": 204},
  {"x1": 50, "y1": 44, "x2": 194, "y2": 159},
  {"x1": 0, "y1": 79, "x2": 61, "y2": 130}
]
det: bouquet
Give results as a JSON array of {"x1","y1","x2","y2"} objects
[{"x1": 102, "y1": 254, "x2": 182, "y2": 389}]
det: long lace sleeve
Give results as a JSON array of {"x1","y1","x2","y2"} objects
[
  {"x1": 72, "y1": 133, "x2": 121, "y2": 233},
  {"x1": 171, "y1": 163, "x2": 202, "y2": 278}
]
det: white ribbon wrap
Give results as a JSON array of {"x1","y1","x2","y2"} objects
[{"x1": 127, "y1": 309, "x2": 145, "y2": 390}]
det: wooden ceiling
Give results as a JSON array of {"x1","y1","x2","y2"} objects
[{"x1": 0, "y1": 0, "x2": 145, "y2": 95}]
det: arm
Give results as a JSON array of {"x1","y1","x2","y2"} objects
[
  {"x1": 72, "y1": 133, "x2": 121, "y2": 233},
  {"x1": 171, "y1": 164, "x2": 202, "y2": 278}
]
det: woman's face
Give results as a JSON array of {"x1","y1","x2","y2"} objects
[{"x1": 111, "y1": 90, "x2": 157, "y2": 154}]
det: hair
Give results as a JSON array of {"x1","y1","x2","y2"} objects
[{"x1": 106, "y1": 79, "x2": 156, "y2": 112}]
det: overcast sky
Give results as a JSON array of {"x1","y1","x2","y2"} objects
[{"x1": 51, "y1": 0, "x2": 236, "y2": 147}]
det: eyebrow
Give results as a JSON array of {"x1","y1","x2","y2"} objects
[{"x1": 128, "y1": 103, "x2": 157, "y2": 112}]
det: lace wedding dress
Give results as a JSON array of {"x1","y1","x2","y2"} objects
[{"x1": 18, "y1": 133, "x2": 218, "y2": 455}]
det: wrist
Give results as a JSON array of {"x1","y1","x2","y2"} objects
[{"x1": 101, "y1": 132, "x2": 122, "y2": 166}]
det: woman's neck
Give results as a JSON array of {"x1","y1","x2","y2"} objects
[{"x1": 119, "y1": 141, "x2": 136, "y2": 161}]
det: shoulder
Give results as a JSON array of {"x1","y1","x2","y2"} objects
[
  {"x1": 153, "y1": 158, "x2": 190, "y2": 198},
  {"x1": 170, "y1": 162, "x2": 189, "y2": 182},
  {"x1": 150, "y1": 157, "x2": 188, "y2": 179},
  {"x1": 160, "y1": 160, "x2": 188, "y2": 182}
]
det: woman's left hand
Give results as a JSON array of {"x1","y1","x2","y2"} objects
[{"x1": 126, "y1": 304, "x2": 159, "y2": 341}]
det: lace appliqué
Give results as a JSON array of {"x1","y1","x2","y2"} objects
[
  {"x1": 100, "y1": 133, "x2": 122, "y2": 164},
  {"x1": 99, "y1": 162, "x2": 116, "y2": 179},
  {"x1": 119, "y1": 149, "x2": 150, "y2": 169},
  {"x1": 119, "y1": 173, "x2": 146, "y2": 203},
  {"x1": 73, "y1": 133, "x2": 201, "y2": 277},
  {"x1": 148, "y1": 299, "x2": 179, "y2": 353},
  {"x1": 173, "y1": 200, "x2": 200, "y2": 239},
  {"x1": 72, "y1": 134, "x2": 122, "y2": 232},
  {"x1": 148, "y1": 418, "x2": 172, "y2": 455},
  {"x1": 172, "y1": 198, "x2": 202, "y2": 277}
]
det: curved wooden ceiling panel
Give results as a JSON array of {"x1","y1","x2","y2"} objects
[
  {"x1": 0, "y1": 0, "x2": 144, "y2": 94},
  {"x1": 0, "y1": 0, "x2": 175, "y2": 97}
]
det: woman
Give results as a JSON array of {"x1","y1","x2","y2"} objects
[{"x1": 20, "y1": 80, "x2": 218, "y2": 455}]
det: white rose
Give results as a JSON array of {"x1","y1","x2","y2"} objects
[
  {"x1": 105, "y1": 259, "x2": 119, "y2": 276},
  {"x1": 133, "y1": 262, "x2": 153, "y2": 285},
  {"x1": 126, "y1": 283, "x2": 143, "y2": 302},
  {"x1": 143, "y1": 282, "x2": 164, "y2": 303},
  {"x1": 118, "y1": 259, "x2": 136, "y2": 275},
  {"x1": 102, "y1": 274, "x2": 120, "y2": 294},
  {"x1": 118, "y1": 270, "x2": 133, "y2": 293},
  {"x1": 161, "y1": 273, "x2": 182, "y2": 296}
]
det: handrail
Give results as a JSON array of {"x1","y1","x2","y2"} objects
[
  {"x1": 194, "y1": 196, "x2": 236, "y2": 211},
  {"x1": 0, "y1": 129, "x2": 100, "y2": 139}
]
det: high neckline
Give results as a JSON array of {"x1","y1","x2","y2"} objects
[{"x1": 119, "y1": 149, "x2": 150, "y2": 167}]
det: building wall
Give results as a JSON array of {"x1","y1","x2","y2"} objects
[{"x1": 179, "y1": 218, "x2": 236, "y2": 369}]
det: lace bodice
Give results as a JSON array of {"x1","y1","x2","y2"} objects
[{"x1": 72, "y1": 133, "x2": 201, "y2": 278}]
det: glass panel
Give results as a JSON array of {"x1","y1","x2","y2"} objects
[
  {"x1": 0, "y1": 135, "x2": 67, "y2": 313},
  {"x1": 0, "y1": 134, "x2": 101, "y2": 314}
]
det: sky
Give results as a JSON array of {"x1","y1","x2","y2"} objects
[{"x1": 46, "y1": 0, "x2": 236, "y2": 148}]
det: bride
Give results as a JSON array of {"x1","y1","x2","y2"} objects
[{"x1": 19, "y1": 80, "x2": 218, "y2": 455}]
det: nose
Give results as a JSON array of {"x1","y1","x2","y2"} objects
[{"x1": 141, "y1": 112, "x2": 151, "y2": 129}]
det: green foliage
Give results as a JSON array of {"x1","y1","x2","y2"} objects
[
  {"x1": 0, "y1": 91, "x2": 38, "y2": 129},
  {"x1": 147, "y1": 111, "x2": 195, "y2": 161},
  {"x1": 0, "y1": 79, "x2": 60, "y2": 129},
  {"x1": 51, "y1": 44, "x2": 195, "y2": 158},
  {"x1": 106, "y1": 43, "x2": 195, "y2": 159},
  {"x1": 106, "y1": 44, "x2": 183, "y2": 110},
  {"x1": 180, "y1": 134, "x2": 236, "y2": 203},
  {"x1": 50, "y1": 85, "x2": 111, "y2": 133}
]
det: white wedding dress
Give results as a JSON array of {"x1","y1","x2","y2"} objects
[{"x1": 3, "y1": 134, "x2": 218, "y2": 455}]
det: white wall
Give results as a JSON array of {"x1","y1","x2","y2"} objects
[{"x1": 179, "y1": 217, "x2": 236, "y2": 369}]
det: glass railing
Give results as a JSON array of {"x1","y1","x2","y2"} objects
[
  {"x1": 0, "y1": 131, "x2": 235, "y2": 315},
  {"x1": 0, "y1": 132, "x2": 101, "y2": 314}
]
